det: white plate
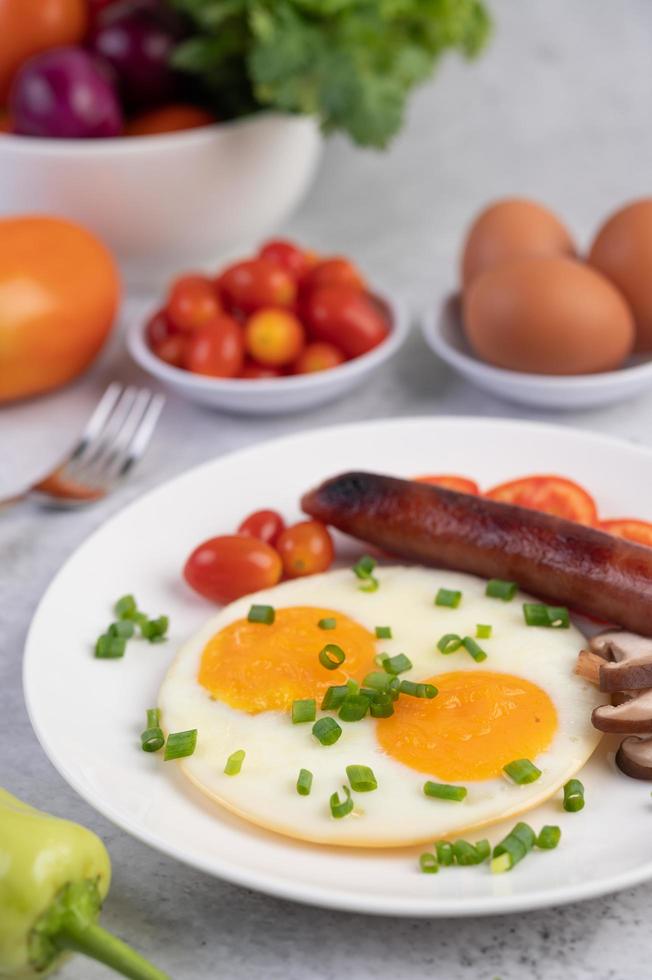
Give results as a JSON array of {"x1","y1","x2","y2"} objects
[
  {"x1": 23, "y1": 417, "x2": 652, "y2": 917},
  {"x1": 422, "y1": 295, "x2": 652, "y2": 410}
]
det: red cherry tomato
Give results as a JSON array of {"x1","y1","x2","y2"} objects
[
  {"x1": 166, "y1": 275, "x2": 222, "y2": 333},
  {"x1": 238, "y1": 509, "x2": 286, "y2": 546},
  {"x1": 301, "y1": 256, "x2": 367, "y2": 294},
  {"x1": 239, "y1": 361, "x2": 283, "y2": 379},
  {"x1": 146, "y1": 309, "x2": 186, "y2": 367},
  {"x1": 244, "y1": 308, "x2": 305, "y2": 367},
  {"x1": 182, "y1": 315, "x2": 244, "y2": 377},
  {"x1": 184, "y1": 534, "x2": 283, "y2": 604},
  {"x1": 302, "y1": 286, "x2": 390, "y2": 358},
  {"x1": 276, "y1": 520, "x2": 334, "y2": 578},
  {"x1": 599, "y1": 519, "x2": 652, "y2": 548},
  {"x1": 293, "y1": 341, "x2": 346, "y2": 374},
  {"x1": 218, "y1": 259, "x2": 296, "y2": 315},
  {"x1": 485, "y1": 475, "x2": 598, "y2": 525},
  {"x1": 414, "y1": 475, "x2": 480, "y2": 495},
  {"x1": 259, "y1": 240, "x2": 313, "y2": 281}
]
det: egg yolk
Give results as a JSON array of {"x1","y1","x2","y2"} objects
[
  {"x1": 198, "y1": 607, "x2": 377, "y2": 713},
  {"x1": 376, "y1": 670, "x2": 557, "y2": 782}
]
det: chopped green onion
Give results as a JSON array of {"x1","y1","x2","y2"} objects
[
  {"x1": 419, "y1": 853, "x2": 439, "y2": 874},
  {"x1": 423, "y1": 781, "x2": 467, "y2": 802},
  {"x1": 435, "y1": 588, "x2": 462, "y2": 608},
  {"x1": 491, "y1": 822, "x2": 536, "y2": 873},
  {"x1": 374, "y1": 652, "x2": 389, "y2": 667},
  {"x1": 363, "y1": 671, "x2": 391, "y2": 691},
  {"x1": 476, "y1": 624, "x2": 492, "y2": 639},
  {"x1": 536, "y1": 825, "x2": 562, "y2": 850},
  {"x1": 474, "y1": 839, "x2": 490, "y2": 862},
  {"x1": 330, "y1": 785, "x2": 353, "y2": 819},
  {"x1": 312, "y1": 717, "x2": 342, "y2": 745},
  {"x1": 353, "y1": 555, "x2": 376, "y2": 578},
  {"x1": 318, "y1": 617, "x2": 337, "y2": 630},
  {"x1": 437, "y1": 633, "x2": 463, "y2": 654},
  {"x1": 292, "y1": 699, "x2": 316, "y2": 724},
  {"x1": 485, "y1": 579, "x2": 517, "y2": 601},
  {"x1": 563, "y1": 778, "x2": 585, "y2": 812},
  {"x1": 321, "y1": 685, "x2": 348, "y2": 710},
  {"x1": 399, "y1": 680, "x2": 438, "y2": 699},
  {"x1": 346, "y1": 764, "x2": 378, "y2": 792},
  {"x1": 338, "y1": 694, "x2": 370, "y2": 722},
  {"x1": 247, "y1": 604, "x2": 275, "y2": 625},
  {"x1": 369, "y1": 695, "x2": 395, "y2": 718},
  {"x1": 115, "y1": 594, "x2": 138, "y2": 619},
  {"x1": 358, "y1": 576, "x2": 379, "y2": 593},
  {"x1": 503, "y1": 758, "x2": 541, "y2": 785},
  {"x1": 140, "y1": 708, "x2": 164, "y2": 753},
  {"x1": 346, "y1": 678, "x2": 359, "y2": 695},
  {"x1": 95, "y1": 634, "x2": 126, "y2": 659},
  {"x1": 319, "y1": 643, "x2": 346, "y2": 670},
  {"x1": 462, "y1": 636, "x2": 487, "y2": 663},
  {"x1": 140, "y1": 615, "x2": 169, "y2": 643},
  {"x1": 108, "y1": 620, "x2": 135, "y2": 639},
  {"x1": 435, "y1": 841, "x2": 454, "y2": 866},
  {"x1": 382, "y1": 653, "x2": 413, "y2": 675},
  {"x1": 453, "y1": 840, "x2": 484, "y2": 866},
  {"x1": 164, "y1": 729, "x2": 197, "y2": 761},
  {"x1": 224, "y1": 749, "x2": 246, "y2": 775},
  {"x1": 375, "y1": 626, "x2": 392, "y2": 639},
  {"x1": 296, "y1": 768, "x2": 313, "y2": 796},
  {"x1": 523, "y1": 603, "x2": 570, "y2": 629}
]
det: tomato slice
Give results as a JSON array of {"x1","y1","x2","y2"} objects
[
  {"x1": 414, "y1": 475, "x2": 480, "y2": 495},
  {"x1": 485, "y1": 475, "x2": 598, "y2": 525},
  {"x1": 599, "y1": 519, "x2": 652, "y2": 548}
]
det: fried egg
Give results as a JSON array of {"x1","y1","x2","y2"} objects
[{"x1": 159, "y1": 566, "x2": 602, "y2": 847}]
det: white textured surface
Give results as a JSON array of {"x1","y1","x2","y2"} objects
[{"x1": 3, "y1": 1, "x2": 652, "y2": 977}]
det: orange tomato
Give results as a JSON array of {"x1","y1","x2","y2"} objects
[
  {"x1": 125, "y1": 104, "x2": 217, "y2": 137},
  {"x1": 599, "y1": 519, "x2": 652, "y2": 548},
  {"x1": 184, "y1": 535, "x2": 283, "y2": 604},
  {"x1": 414, "y1": 475, "x2": 480, "y2": 495},
  {"x1": 0, "y1": 216, "x2": 119, "y2": 404},
  {"x1": 0, "y1": 0, "x2": 87, "y2": 100},
  {"x1": 276, "y1": 520, "x2": 334, "y2": 578},
  {"x1": 244, "y1": 308, "x2": 305, "y2": 367},
  {"x1": 485, "y1": 475, "x2": 598, "y2": 525},
  {"x1": 292, "y1": 341, "x2": 345, "y2": 374}
]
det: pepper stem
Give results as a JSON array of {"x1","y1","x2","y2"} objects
[{"x1": 57, "y1": 918, "x2": 169, "y2": 980}]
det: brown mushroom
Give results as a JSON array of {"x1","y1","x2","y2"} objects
[
  {"x1": 616, "y1": 735, "x2": 652, "y2": 779},
  {"x1": 575, "y1": 649, "x2": 604, "y2": 685},
  {"x1": 588, "y1": 630, "x2": 652, "y2": 692},
  {"x1": 592, "y1": 688, "x2": 652, "y2": 733}
]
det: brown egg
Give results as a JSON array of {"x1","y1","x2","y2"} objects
[
  {"x1": 461, "y1": 198, "x2": 576, "y2": 287},
  {"x1": 463, "y1": 256, "x2": 635, "y2": 375},
  {"x1": 588, "y1": 199, "x2": 652, "y2": 352}
]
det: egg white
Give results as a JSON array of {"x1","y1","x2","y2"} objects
[{"x1": 159, "y1": 566, "x2": 602, "y2": 847}]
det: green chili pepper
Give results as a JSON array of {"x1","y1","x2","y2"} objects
[{"x1": 0, "y1": 787, "x2": 168, "y2": 979}]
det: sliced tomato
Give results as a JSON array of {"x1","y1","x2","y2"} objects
[
  {"x1": 414, "y1": 475, "x2": 480, "y2": 495},
  {"x1": 599, "y1": 519, "x2": 652, "y2": 548},
  {"x1": 486, "y1": 475, "x2": 598, "y2": 525}
]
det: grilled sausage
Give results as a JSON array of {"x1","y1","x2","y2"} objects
[{"x1": 301, "y1": 471, "x2": 652, "y2": 636}]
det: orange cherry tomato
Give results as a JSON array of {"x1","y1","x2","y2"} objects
[
  {"x1": 184, "y1": 534, "x2": 283, "y2": 604},
  {"x1": 238, "y1": 509, "x2": 286, "y2": 546},
  {"x1": 182, "y1": 315, "x2": 244, "y2": 377},
  {"x1": 302, "y1": 257, "x2": 366, "y2": 294},
  {"x1": 414, "y1": 475, "x2": 480, "y2": 495},
  {"x1": 599, "y1": 519, "x2": 652, "y2": 548},
  {"x1": 239, "y1": 360, "x2": 283, "y2": 379},
  {"x1": 292, "y1": 341, "x2": 346, "y2": 374},
  {"x1": 485, "y1": 475, "x2": 598, "y2": 525},
  {"x1": 218, "y1": 259, "x2": 296, "y2": 315},
  {"x1": 244, "y1": 308, "x2": 305, "y2": 367},
  {"x1": 0, "y1": 0, "x2": 87, "y2": 101},
  {"x1": 276, "y1": 520, "x2": 334, "y2": 579},
  {"x1": 125, "y1": 104, "x2": 217, "y2": 136},
  {"x1": 166, "y1": 274, "x2": 222, "y2": 333},
  {"x1": 259, "y1": 239, "x2": 313, "y2": 281},
  {"x1": 302, "y1": 286, "x2": 390, "y2": 358}
]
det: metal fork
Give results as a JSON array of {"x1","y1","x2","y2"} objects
[{"x1": 2, "y1": 383, "x2": 165, "y2": 509}]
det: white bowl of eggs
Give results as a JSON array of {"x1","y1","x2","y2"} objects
[{"x1": 423, "y1": 198, "x2": 652, "y2": 410}]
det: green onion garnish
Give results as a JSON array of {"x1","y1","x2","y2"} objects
[
  {"x1": 436, "y1": 841, "x2": 454, "y2": 866},
  {"x1": 485, "y1": 579, "x2": 517, "y2": 601},
  {"x1": 453, "y1": 840, "x2": 485, "y2": 865},
  {"x1": 363, "y1": 671, "x2": 391, "y2": 691},
  {"x1": 399, "y1": 680, "x2": 438, "y2": 699},
  {"x1": 563, "y1": 778, "x2": 585, "y2": 812},
  {"x1": 292, "y1": 699, "x2": 316, "y2": 724},
  {"x1": 312, "y1": 717, "x2": 342, "y2": 745},
  {"x1": 346, "y1": 764, "x2": 378, "y2": 792},
  {"x1": 369, "y1": 695, "x2": 394, "y2": 718},
  {"x1": 359, "y1": 576, "x2": 379, "y2": 593},
  {"x1": 346, "y1": 678, "x2": 359, "y2": 695},
  {"x1": 319, "y1": 643, "x2": 346, "y2": 670},
  {"x1": 321, "y1": 685, "x2": 348, "y2": 710},
  {"x1": 318, "y1": 617, "x2": 337, "y2": 630},
  {"x1": 474, "y1": 839, "x2": 490, "y2": 862},
  {"x1": 375, "y1": 626, "x2": 392, "y2": 639},
  {"x1": 329, "y1": 785, "x2": 353, "y2": 819},
  {"x1": 423, "y1": 781, "x2": 467, "y2": 802},
  {"x1": 419, "y1": 853, "x2": 439, "y2": 874},
  {"x1": 437, "y1": 633, "x2": 463, "y2": 654},
  {"x1": 536, "y1": 825, "x2": 561, "y2": 849},
  {"x1": 140, "y1": 708, "x2": 164, "y2": 753},
  {"x1": 523, "y1": 603, "x2": 570, "y2": 629},
  {"x1": 462, "y1": 636, "x2": 487, "y2": 663},
  {"x1": 353, "y1": 555, "x2": 376, "y2": 578},
  {"x1": 164, "y1": 729, "x2": 197, "y2": 761},
  {"x1": 108, "y1": 620, "x2": 135, "y2": 639},
  {"x1": 435, "y1": 588, "x2": 462, "y2": 608},
  {"x1": 476, "y1": 624, "x2": 492, "y2": 639},
  {"x1": 95, "y1": 634, "x2": 127, "y2": 659},
  {"x1": 382, "y1": 653, "x2": 413, "y2": 675},
  {"x1": 296, "y1": 768, "x2": 313, "y2": 796},
  {"x1": 491, "y1": 821, "x2": 536, "y2": 873},
  {"x1": 338, "y1": 694, "x2": 370, "y2": 722},
  {"x1": 115, "y1": 594, "x2": 138, "y2": 619},
  {"x1": 247, "y1": 604, "x2": 275, "y2": 625},
  {"x1": 140, "y1": 615, "x2": 169, "y2": 643},
  {"x1": 224, "y1": 749, "x2": 246, "y2": 775},
  {"x1": 503, "y1": 758, "x2": 542, "y2": 784}
]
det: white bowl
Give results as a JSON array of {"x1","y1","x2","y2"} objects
[
  {"x1": 422, "y1": 294, "x2": 652, "y2": 410},
  {"x1": 0, "y1": 113, "x2": 322, "y2": 287},
  {"x1": 128, "y1": 295, "x2": 409, "y2": 415}
]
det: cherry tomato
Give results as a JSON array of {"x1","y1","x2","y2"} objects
[
  {"x1": 293, "y1": 341, "x2": 346, "y2": 374},
  {"x1": 414, "y1": 475, "x2": 480, "y2": 495},
  {"x1": 182, "y1": 315, "x2": 244, "y2": 377},
  {"x1": 276, "y1": 520, "x2": 334, "y2": 578},
  {"x1": 239, "y1": 360, "x2": 283, "y2": 379},
  {"x1": 301, "y1": 257, "x2": 367, "y2": 294},
  {"x1": 0, "y1": 0, "x2": 87, "y2": 101},
  {"x1": 166, "y1": 275, "x2": 222, "y2": 333},
  {"x1": 599, "y1": 519, "x2": 652, "y2": 548},
  {"x1": 302, "y1": 286, "x2": 390, "y2": 358},
  {"x1": 238, "y1": 509, "x2": 286, "y2": 546},
  {"x1": 485, "y1": 475, "x2": 598, "y2": 525},
  {"x1": 244, "y1": 308, "x2": 305, "y2": 367},
  {"x1": 218, "y1": 259, "x2": 296, "y2": 315},
  {"x1": 259, "y1": 239, "x2": 313, "y2": 281},
  {"x1": 125, "y1": 104, "x2": 216, "y2": 136},
  {"x1": 184, "y1": 534, "x2": 282, "y2": 604}
]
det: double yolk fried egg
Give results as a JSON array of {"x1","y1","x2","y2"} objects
[{"x1": 159, "y1": 566, "x2": 602, "y2": 846}]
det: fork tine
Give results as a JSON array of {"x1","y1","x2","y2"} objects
[
  {"x1": 68, "y1": 382, "x2": 124, "y2": 461},
  {"x1": 68, "y1": 386, "x2": 139, "y2": 475},
  {"x1": 91, "y1": 389, "x2": 154, "y2": 481},
  {"x1": 113, "y1": 392, "x2": 165, "y2": 480}
]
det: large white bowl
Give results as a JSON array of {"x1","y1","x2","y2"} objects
[
  {"x1": 0, "y1": 113, "x2": 322, "y2": 287},
  {"x1": 127, "y1": 296, "x2": 409, "y2": 415},
  {"x1": 423, "y1": 294, "x2": 652, "y2": 410}
]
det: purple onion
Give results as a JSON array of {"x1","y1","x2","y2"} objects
[{"x1": 10, "y1": 47, "x2": 123, "y2": 139}]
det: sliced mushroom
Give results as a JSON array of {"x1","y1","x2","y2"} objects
[
  {"x1": 590, "y1": 630, "x2": 652, "y2": 661},
  {"x1": 616, "y1": 735, "x2": 652, "y2": 780},
  {"x1": 588, "y1": 630, "x2": 652, "y2": 692},
  {"x1": 592, "y1": 688, "x2": 652, "y2": 733},
  {"x1": 575, "y1": 649, "x2": 603, "y2": 685}
]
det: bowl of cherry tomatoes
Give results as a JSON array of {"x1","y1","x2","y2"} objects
[{"x1": 127, "y1": 239, "x2": 409, "y2": 414}]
